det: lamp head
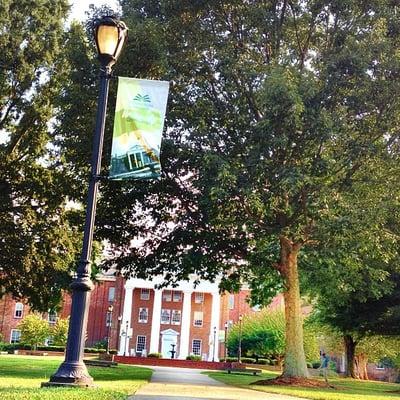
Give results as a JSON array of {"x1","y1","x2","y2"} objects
[{"x1": 93, "y1": 15, "x2": 128, "y2": 68}]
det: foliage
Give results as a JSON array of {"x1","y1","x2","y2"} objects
[
  {"x1": 50, "y1": 317, "x2": 69, "y2": 347},
  {"x1": 0, "y1": 355, "x2": 151, "y2": 400},
  {"x1": 0, "y1": 0, "x2": 81, "y2": 311},
  {"x1": 147, "y1": 352, "x2": 162, "y2": 358},
  {"x1": 186, "y1": 355, "x2": 201, "y2": 361},
  {"x1": 18, "y1": 315, "x2": 50, "y2": 350},
  {"x1": 57, "y1": 0, "x2": 400, "y2": 377},
  {"x1": 227, "y1": 311, "x2": 318, "y2": 362}
]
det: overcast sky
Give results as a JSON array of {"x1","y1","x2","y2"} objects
[{"x1": 69, "y1": 0, "x2": 120, "y2": 22}]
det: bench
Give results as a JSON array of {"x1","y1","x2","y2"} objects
[
  {"x1": 83, "y1": 359, "x2": 118, "y2": 367},
  {"x1": 226, "y1": 368, "x2": 262, "y2": 376}
]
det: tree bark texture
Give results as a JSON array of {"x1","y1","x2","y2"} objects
[
  {"x1": 279, "y1": 236, "x2": 309, "y2": 378},
  {"x1": 355, "y1": 353, "x2": 369, "y2": 380},
  {"x1": 344, "y1": 334, "x2": 358, "y2": 378}
]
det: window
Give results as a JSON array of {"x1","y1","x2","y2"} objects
[
  {"x1": 192, "y1": 339, "x2": 202, "y2": 355},
  {"x1": 194, "y1": 292, "x2": 204, "y2": 304},
  {"x1": 136, "y1": 335, "x2": 146, "y2": 353},
  {"x1": 161, "y1": 309, "x2": 171, "y2": 324},
  {"x1": 171, "y1": 310, "x2": 181, "y2": 325},
  {"x1": 138, "y1": 308, "x2": 148, "y2": 323},
  {"x1": 140, "y1": 288, "x2": 150, "y2": 300},
  {"x1": 108, "y1": 287, "x2": 115, "y2": 302},
  {"x1": 172, "y1": 291, "x2": 182, "y2": 302},
  {"x1": 193, "y1": 311, "x2": 203, "y2": 327},
  {"x1": 14, "y1": 303, "x2": 23, "y2": 318},
  {"x1": 48, "y1": 310, "x2": 57, "y2": 324},
  {"x1": 228, "y1": 294, "x2": 235, "y2": 310},
  {"x1": 10, "y1": 329, "x2": 21, "y2": 343},
  {"x1": 163, "y1": 290, "x2": 172, "y2": 301}
]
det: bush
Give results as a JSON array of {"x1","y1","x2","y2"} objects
[
  {"x1": 257, "y1": 358, "x2": 270, "y2": 365},
  {"x1": 84, "y1": 347, "x2": 106, "y2": 353},
  {"x1": 241, "y1": 357, "x2": 255, "y2": 364},
  {"x1": 225, "y1": 356, "x2": 238, "y2": 362},
  {"x1": 307, "y1": 362, "x2": 313, "y2": 368},
  {"x1": 93, "y1": 340, "x2": 107, "y2": 350},
  {"x1": 37, "y1": 345, "x2": 65, "y2": 352},
  {"x1": 312, "y1": 361, "x2": 321, "y2": 369},
  {"x1": 147, "y1": 352, "x2": 162, "y2": 358},
  {"x1": 186, "y1": 355, "x2": 201, "y2": 361}
]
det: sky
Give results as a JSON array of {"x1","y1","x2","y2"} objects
[{"x1": 69, "y1": 0, "x2": 120, "y2": 22}]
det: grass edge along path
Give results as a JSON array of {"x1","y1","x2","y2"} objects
[
  {"x1": 0, "y1": 355, "x2": 152, "y2": 400},
  {"x1": 205, "y1": 369, "x2": 400, "y2": 400}
]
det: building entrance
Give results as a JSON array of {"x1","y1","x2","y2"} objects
[{"x1": 160, "y1": 329, "x2": 179, "y2": 359}]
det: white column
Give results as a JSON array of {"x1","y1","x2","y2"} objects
[
  {"x1": 178, "y1": 290, "x2": 192, "y2": 359},
  {"x1": 119, "y1": 286, "x2": 134, "y2": 355},
  {"x1": 208, "y1": 292, "x2": 221, "y2": 361},
  {"x1": 149, "y1": 289, "x2": 162, "y2": 353}
]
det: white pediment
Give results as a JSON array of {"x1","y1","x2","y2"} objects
[{"x1": 160, "y1": 328, "x2": 180, "y2": 336}]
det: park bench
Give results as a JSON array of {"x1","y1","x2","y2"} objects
[
  {"x1": 226, "y1": 367, "x2": 262, "y2": 376},
  {"x1": 83, "y1": 359, "x2": 118, "y2": 367}
]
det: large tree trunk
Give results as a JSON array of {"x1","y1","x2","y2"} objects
[
  {"x1": 344, "y1": 334, "x2": 357, "y2": 378},
  {"x1": 355, "y1": 353, "x2": 369, "y2": 380},
  {"x1": 279, "y1": 236, "x2": 309, "y2": 378}
]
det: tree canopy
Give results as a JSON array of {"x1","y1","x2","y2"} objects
[
  {"x1": 0, "y1": 0, "x2": 81, "y2": 310},
  {"x1": 54, "y1": 0, "x2": 400, "y2": 377}
]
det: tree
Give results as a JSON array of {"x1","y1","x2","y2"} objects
[
  {"x1": 51, "y1": 317, "x2": 70, "y2": 347},
  {"x1": 227, "y1": 310, "x2": 319, "y2": 368},
  {"x1": 56, "y1": 1, "x2": 400, "y2": 378},
  {"x1": 18, "y1": 314, "x2": 50, "y2": 350},
  {"x1": 0, "y1": 0, "x2": 81, "y2": 310},
  {"x1": 305, "y1": 160, "x2": 400, "y2": 378}
]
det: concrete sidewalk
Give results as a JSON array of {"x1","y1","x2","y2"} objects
[{"x1": 130, "y1": 366, "x2": 309, "y2": 400}]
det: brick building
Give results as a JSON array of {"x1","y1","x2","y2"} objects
[{"x1": 0, "y1": 273, "x2": 282, "y2": 361}]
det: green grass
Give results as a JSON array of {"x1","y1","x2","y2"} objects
[
  {"x1": 0, "y1": 354, "x2": 152, "y2": 400},
  {"x1": 206, "y1": 369, "x2": 400, "y2": 400}
]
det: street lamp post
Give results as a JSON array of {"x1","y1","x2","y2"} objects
[
  {"x1": 212, "y1": 326, "x2": 217, "y2": 362},
  {"x1": 124, "y1": 320, "x2": 129, "y2": 356},
  {"x1": 224, "y1": 322, "x2": 228, "y2": 360},
  {"x1": 238, "y1": 315, "x2": 243, "y2": 363},
  {"x1": 43, "y1": 16, "x2": 127, "y2": 388},
  {"x1": 106, "y1": 304, "x2": 114, "y2": 354}
]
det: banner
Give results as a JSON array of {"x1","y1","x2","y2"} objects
[{"x1": 109, "y1": 77, "x2": 169, "y2": 180}]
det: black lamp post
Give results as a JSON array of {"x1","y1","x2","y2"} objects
[
  {"x1": 224, "y1": 322, "x2": 228, "y2": 361},
  {"x1": 238, "y1": 315, "x2": 243, "y2": 363},
  {"x1": 124, "y1": 320, "x2": 129, "y2": 356},
  {"x1": 106, "y1": 304, "x2": 114, "y2": 354},
  {"x1": 43, "y1": 16, "x2": 127, "y2": 388},
  {"x1": 212, "y1": 326, "x2": 217, "y2": 362}
]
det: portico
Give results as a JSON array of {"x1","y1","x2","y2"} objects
[{"x1": 118, "y1": 276, "x2": 221, "y2": 361}]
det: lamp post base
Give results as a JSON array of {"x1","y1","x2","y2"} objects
[{"x1": 41, "y1": 361, "x2": 94, "y2": 388}]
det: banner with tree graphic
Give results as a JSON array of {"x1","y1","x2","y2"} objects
[{"x1": 109, "y1": 77, "x2": 169, "y2": 180}]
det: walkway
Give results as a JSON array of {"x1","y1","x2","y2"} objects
[{"x1": 130, "y1": 366, "x2": 309, "y2": 400}]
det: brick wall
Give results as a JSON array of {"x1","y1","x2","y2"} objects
[{"x1": 115, "y1": 355, "x2": 230, "y2": 370}]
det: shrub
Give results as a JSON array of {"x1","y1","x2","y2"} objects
[
  {"x1": 37, "y1": 345, "x2": 65, "y2": 352},
  {"x1": 312, "y1": 361, "x2": 321, "y2": 369},
  {"x1": 307, "y1": 362, "x2": 313, "y2": 368},
  {"x1": 257, "y1": 358, "x2": 269, "y2": 365},
  {"x1": 241, "y1": 357, "x2": 255, "y2": 364},
  {"x1": 147, "y1": 352, "x2": 162, "y2": 358},
  {"x1": 186, "y1": 355, "x2": 201, "y2": 361}
]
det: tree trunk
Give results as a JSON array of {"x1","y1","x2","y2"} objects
[
  {"x1": 344, "y1": 334, "x2": 357, "y2": 378},
  {"x1": 279, "y1": 236, "x2": 309, "y2": 378},
  {"x1": 355, "y1": 353, "x2": 369, "y2": 380}
]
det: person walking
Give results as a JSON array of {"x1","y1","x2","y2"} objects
[{"x1": 320, "y1": 352, "x2": 330, "y2": 383}]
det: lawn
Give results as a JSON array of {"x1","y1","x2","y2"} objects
[
  {"x1": 206, "y1": 369, "x2": 400, "y2": 400},
  {"x1": 0, "y1": 354, "x2": 152, "y2": 400}
]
